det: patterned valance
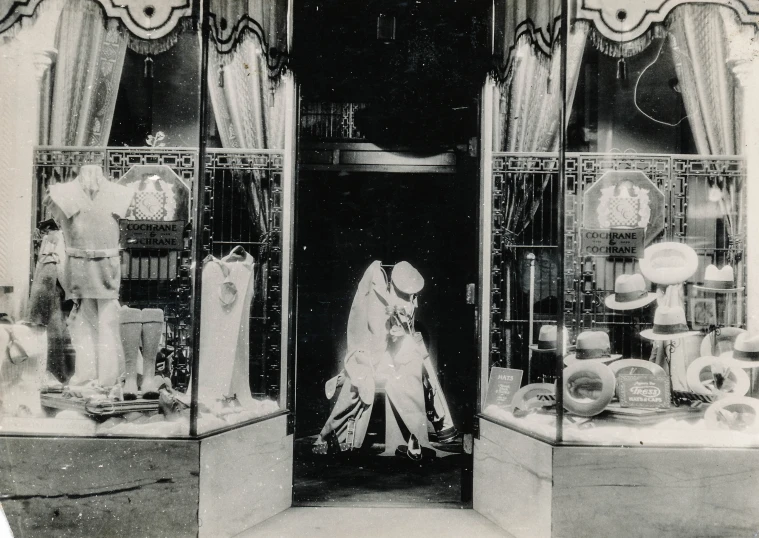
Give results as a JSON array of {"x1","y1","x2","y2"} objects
[
  {"x1": 574, "y1": 0, "x2": 759, "y2": 44},
  {"x1": 494, "y1": 0, "x2": 759, "y2": 79},
  {"x1": 208, "y1": 0, "x2": 289, "y2": 77},
  {"x1": 0, "y1": 0, "x2": 191, "y2": 54}
]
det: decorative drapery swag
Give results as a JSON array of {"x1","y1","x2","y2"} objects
[
  {"x1": 0, "y1": 0, "x2": 193, "y2": 55},
  {"x1": 208, "y1": 0, "x2": 288, "y2": 78}
]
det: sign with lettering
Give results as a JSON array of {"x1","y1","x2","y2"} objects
[
  {"x1": 582, "y1": 170, "x2": 665, "y2": 245},
  {"x1": 618, "y1": 374, "x2": 671, "y2": 409},
  {"x1": 580, "y1": 227, "x2": 645, "y2": 258},
  {"x1": 484, "y1": 367, "x2": 523, "y2": 410},
  {"x1": 120, "y1": 220, "x2": 185, "y2": 250}
]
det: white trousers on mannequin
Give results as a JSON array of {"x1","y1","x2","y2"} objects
[{"x1": 68, "y1": 299, "x2": 124, "y2": 386}]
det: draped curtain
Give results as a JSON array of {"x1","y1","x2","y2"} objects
[
  {"x1": 667, "y1": 5, "x2": 752, "y2": 264},
  {"x1": 206, "y1": 0, "x2": 290, "y2": 241},
  {"x1": 495, "y1": 18, "x2": 588, "y2": 241},
  {"x1": 48, "y1": 0, "x2": 127, "y2": 146}
]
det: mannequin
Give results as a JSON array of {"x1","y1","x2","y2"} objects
[
  {"x1": 314, "y1": 260, "x2": 457, "y2": 458},
  {"x1": 45, "y1": 164, "x2": 134, "y2": 387}
]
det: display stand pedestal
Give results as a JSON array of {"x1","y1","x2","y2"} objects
[
  {"x1": 0, "y1": 413, "x2": 293, "y2": 538},
  {"x1": 473, "y1": 418, "x2": 759, "y2": 538}
]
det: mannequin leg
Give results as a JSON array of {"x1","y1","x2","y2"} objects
[
  {"x1": 68, "y1": 299, "x2": 98, "y2": 385},
  {"x1": 140, "y1": 308, "x2": 164, "y2": 399},
  {"x1": 119, "y1": 306, "x2": 142, "y2": 397}
]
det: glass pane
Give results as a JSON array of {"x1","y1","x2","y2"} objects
[
  {"x1": 560, "y1": 4, "x2": 755, "y2": 447},
  {"x1": 0, "y1": 3, "x2": 200, "y2": 437},
  {"x1": 193, "y1": 1, "x2": 292, "y2": 434}
]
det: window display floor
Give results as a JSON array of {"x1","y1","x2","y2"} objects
[
  {"x1": 293, "y1": 435, "x2": 468, "y2": 507},
  {"x1": 237, "y1": 507, "x2": 511, "y2": 538}
]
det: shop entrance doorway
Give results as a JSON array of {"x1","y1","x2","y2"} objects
[{"x1": 292, "y1": 166, "x2": 479, "y2": 506}]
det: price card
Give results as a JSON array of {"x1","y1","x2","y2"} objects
[
  {"x1": 618, "y1": 374, "x2": 671, "y2": 409},
  {"x1": 484, "y1": 367, "x2": 523, "y2": 410}
]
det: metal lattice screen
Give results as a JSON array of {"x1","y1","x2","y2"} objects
[{"x1": 491, "y1": 152, "x2": 747, "y2": 375}]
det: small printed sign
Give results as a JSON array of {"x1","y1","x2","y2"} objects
[
  {"x1": 618, "y1": 374, "x2": 671, "y2": 409},
  {"x1": 580, "y1": 227, "x2": 645, "y2": 258},
  {"x1": 120, "y1": 220, "x2": 185, "y2": 250},
  {"x1": 484, "y1": 367, "x2": 523, "y2": 410}
]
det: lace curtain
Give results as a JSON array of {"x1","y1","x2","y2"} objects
[
  {"x1": 48, "y1": 0, "x2": 127, "y2": 146},
  {"x1": 496, "y1": 23, "x2": 588, "y2": 240}
]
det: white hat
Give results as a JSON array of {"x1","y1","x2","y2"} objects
[
  {"x1": 686, "y1": 355, "x2": 750, "y2": 396},
  {"x1": 699, "y1": 326, "x2": 746, "y2": 359},
  {"x1": 563, "y1": 331, "x2": 621, "y2": 365},
  {"x1": 640, "y1": 306, "x2": 700, "y2": 341},
  {"x1": 727, "y1": 332, "x2": 759, "y2": 368},
  {"x1": 529, "y1": 325, "x2": 558, "y2": 352},
  {"x1": 391, "y1": 261, "x2": 424, "y2": 295},
  {"x1": 604, "y1": 273, "x2": 657, "y2": 311},
  {"x1": 694, "y1": 264, "x2": 743, "y2": 292},
  {"x1": 639, "y1": 242, "x2": 698, "y2": 285},
  {"x1": 609, "y1": 358, "x2": 666, "y2": 378}
]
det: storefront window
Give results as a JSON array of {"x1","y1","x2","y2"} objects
[
  {"x1": 0, "y1": 0, "x2": 292, "y2": 438},
  {"x1": 483, "y1": 0, "x2": 759, "y2": 448}
]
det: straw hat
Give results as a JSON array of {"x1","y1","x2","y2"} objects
[
  {"x1": 563, "y1": 331, "x2": 621, "y2": 365},
  {"x1": 686, "y1": 355, "x2": 750, "y2": 397},
  {"x1": 726, "y1": 333, "x2": 759, "y2": 369},
  {"x1": 694, "y1": 264, "x2": 743, "y2": 292},
  {"x1": 529, "y1": 325, "x2": 558, "y2": 352},
  {"x1": 640, "y1": 306, "x2": 699, "y2": 341},
  {"x1": 639, "y1": 242, "x2": 698, "y2": 285},
  {"x1": 604, "y1": 273, "x2": 657, "y2": 311}
]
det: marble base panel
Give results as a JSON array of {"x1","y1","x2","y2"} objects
[
  {"x1": 473, "y1": 419, "x2": 759, "y2": 538},
  {"x1": 199, "y1": 415, "x2": 293, "y2": 538},
  {"x1": 0, "y1": 415, "x2": 294, "y2": 538}
]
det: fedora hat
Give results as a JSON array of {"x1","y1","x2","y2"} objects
[
  {"x1": 640, "y1": 305, "x2": 699, "y2": 341},
  {"x1": 529, "y1": 325, "x2": 558, "y2": 352},
  {"x1": 694, "y1": 264, "x2": 743, "y2": 292},
  {"x1": 604, "y1": 273, "x2": 657, "y2": 311},
  {"x1": 391, "y1": 261, "x2": 424, "y2": 295},
  {"x1": 639, "y1": 242, "x2": 698, "y2": 285},
  {"x1": 727, "y1": 332, "x2": 759, "y2": 368},
  {"x1": 563, "y1": 331, "x2": 621, "y2": 365}
]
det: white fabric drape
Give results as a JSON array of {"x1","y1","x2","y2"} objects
[
  {"x1": 668, "y1": 4, "x2": 737, "y2": 156},
  {"x1": 207, "y1": 38, "x2": 287, "y2": 150},
  {"x1": 48, "y1": 0, "x2": 127, "y2": 146}
]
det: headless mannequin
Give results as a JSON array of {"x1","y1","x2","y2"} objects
[{"x1": 45, "y1": 165, "x2": 133, "y2": 386}]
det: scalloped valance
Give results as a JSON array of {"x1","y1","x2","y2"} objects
[
  {"x1": 208, "y1": 0, "x2": 289, "y2": 77},
  {"x1": 0, "y1": 0, "x2": 191, "y2": 54},
  {"x1": 494, "y1": 0, "x2": 759, "y2": 81}
]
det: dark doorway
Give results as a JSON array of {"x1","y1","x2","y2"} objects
[{"x1": 292, "y1": 169, "x2": 479, "y2": 506}]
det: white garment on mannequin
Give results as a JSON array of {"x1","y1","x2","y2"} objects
[
  {"x1": 198, "y1": 248, "x2": 255, "y2": 407},
  {"x1": 68, "y1": 299, "x2": 124, "y2": 387}
]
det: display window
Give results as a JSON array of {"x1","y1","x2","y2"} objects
[
  {"x1": 482, "y1": 0, "x2": 759, "y2": 448},
  {"x1": 0, "y1": 0, "x2": 294, "y2": 438}
]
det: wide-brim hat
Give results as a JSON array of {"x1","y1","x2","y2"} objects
[
  {"x1": 391, "y1": 261, "x2": 424, "y2": 295},
  {"x1": 529, "y1": 325, "x2": 558, "y2": 352},
  {"x1": 699, "y1": 327, "x2": 746, "y2": 358},
  {"x1": 725, "y1": 332, "x2": 759, "y2": 368},
  {"x1": 639, "y1": 242, "x2": 698, "y2": 285},
  {"x1": 693, "y1": 264, "x2": 744, "y2": 292},
  {"x1": 604, "y1": 273, "x2": 657, "y2": 311},
  {"x1": 640, "y1": 305, "x2": 699, "y2": 341},
  {"x1": 609, "y1": 358, "x2": 666, "y2": 378},
  {"x1": 686, "y1": 355, "x2": 750, "y2": 397}
]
